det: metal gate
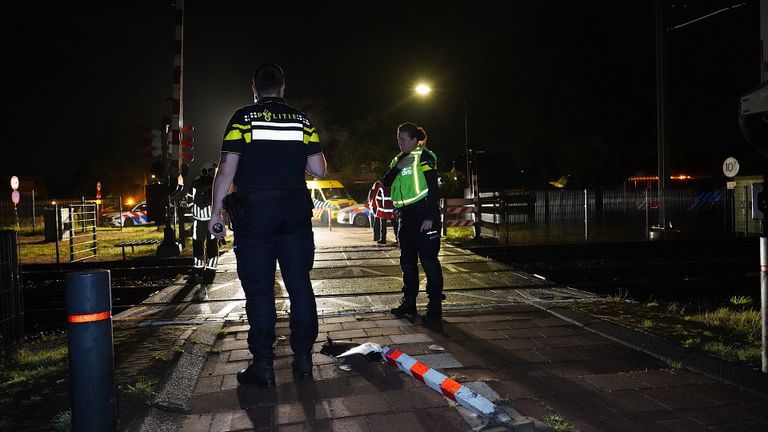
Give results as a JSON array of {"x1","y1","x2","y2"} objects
[{"x1": 66, "y1": 204, "x2": 98, "y2": 262}]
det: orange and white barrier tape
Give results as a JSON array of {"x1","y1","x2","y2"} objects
[{"x1": 339, "y1": 343, "x2": 510, "y2": 423}]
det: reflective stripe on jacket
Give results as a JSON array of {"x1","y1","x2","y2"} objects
[{"x1": 390, "y1": 147, "x2": 436, "y2": 208}]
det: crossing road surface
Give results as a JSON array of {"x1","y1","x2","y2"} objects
[{"x1": 114, "y1": 227, "x2": 596, "y2": 325}]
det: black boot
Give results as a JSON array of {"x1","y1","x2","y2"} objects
[
  {"x1": 390, "y1": 297, "x2": 417, "y2": 317},
  {"x1": 292, "y1": 354, "x2": 313, "y2": 380},
  {"x1": 237, "y1": 357, "x2": 275, "y2": 387},
  {"x1": 422, "y1": 298, "x2": 443, "y2": 323}
]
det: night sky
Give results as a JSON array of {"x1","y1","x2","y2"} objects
[{"x1": 1, "y1": 1, "x2": 763, "y2": 197}]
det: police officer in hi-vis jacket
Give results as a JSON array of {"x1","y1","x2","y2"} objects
[{"x1": 382, "y1": 122, "x2": 444, "y2": 323}]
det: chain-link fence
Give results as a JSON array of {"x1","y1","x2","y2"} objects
[{"x1": 0, "y1": 230, "x2": 23, "y2": 345}]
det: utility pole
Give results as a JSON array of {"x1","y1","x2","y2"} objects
[{"x1": 157, "y1": 0, "x2": 185, "y2": 257}]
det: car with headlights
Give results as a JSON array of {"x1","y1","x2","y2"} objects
[
  {"x1": 336, "y1": 203, "x2": 371, "y2": 227},
  {"x1": 102, "y1": 201, "x2": 152, "y2": 227}
]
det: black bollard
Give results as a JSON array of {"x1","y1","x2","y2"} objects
[{"x1": 65, "y1": 270, "x2": 117, "y2": 432}]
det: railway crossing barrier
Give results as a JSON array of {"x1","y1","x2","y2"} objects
[{"x1": 441, "y1": 198, "x2": 475, "y2": 237}]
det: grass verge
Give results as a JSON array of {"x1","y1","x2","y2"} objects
[
  {"x1": 543, "y1": 412, "x2": 577, "y2": 432},
  {"x1": 569, "y1": 294, "x2": 761, "y2": 368},
  {"x1": 9, "y1": 225, "x2": 233, "y2": 264},
  {"x1": 1, "y1": 324, "x2": 187, "y2": 431},
  {"x1": 0, "y1": 332, "x2": 69, "y2": 432}
]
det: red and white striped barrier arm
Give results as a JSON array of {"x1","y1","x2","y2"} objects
[
  {"x1": 339, "y1": 342, "x2": 509, "y2": 422},
  {"x1": 382, "y1": 346, "x2": 509, "y2": 421},
  {"x1": 445, "y1": 207, "x2": 473, "y2": 214},
  {"x1": 444, "y1": 220, "x2": 474, "y2": 227}
]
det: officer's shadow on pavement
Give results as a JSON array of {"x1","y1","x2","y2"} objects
[
  {"x1": 171, "y1": 273, "x2": 209, "y2": 303},
  {"x1": 235, "y1": 384, "x2": 278, "y2": 427}
]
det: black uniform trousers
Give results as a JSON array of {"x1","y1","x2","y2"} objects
[
  {"x1": 397, "y1": 205, "x2": 443, "y2": 301},
  {"x1": 233, "y1": 191, "x2": 317, "y2": 361},
  {"x1": 372, "y1": 216, "x2": 381, "y2": 241},
  {"x1": 372, "y1": 216, "x2": 399, "y2": 242}
]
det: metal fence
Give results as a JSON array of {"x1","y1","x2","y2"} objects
[
  {"x1": 0, "y1": 197, "x2": 124, "y2": 264},
  {"x1": 0, "y1": 230, "x2": 23, "y2": 345},
  {"x1": 450, "y1": 187, "x2": 741, "y2": 245},
  {"x1": 0, "y1": 196, "x2": 122, "y2": 232}
]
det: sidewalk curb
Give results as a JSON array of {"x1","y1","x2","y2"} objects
[
  {"x1": 528, "y1": 300, "x2": 768, "y2": 399},
  {"x1": 134, "y1": 320, "x2": 225, "y2": 431}
]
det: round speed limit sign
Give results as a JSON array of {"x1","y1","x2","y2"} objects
[{"x1": 722, "y1": 157, "x2": 739, "y2": 178}]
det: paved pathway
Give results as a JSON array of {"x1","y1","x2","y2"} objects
[{"x1": 119, "y1": 227, "x2": 767, "y2": 432}]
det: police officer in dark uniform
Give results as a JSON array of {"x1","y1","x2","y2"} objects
[
  {"x1": 383, "y1": 123, "x2": 444, "y2": 323},
  {"x1": 209, "y1": 64, "x2": 327, "y2": 387}
]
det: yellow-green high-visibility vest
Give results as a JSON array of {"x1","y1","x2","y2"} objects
[{"x1": 390, "y1": 147, "x2": 436, "y2": 208}]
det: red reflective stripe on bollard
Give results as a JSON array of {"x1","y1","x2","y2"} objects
[
  {"x1": 68, "y1": 311, "x2": 111, "y2": 323},
  {"x1": 410, "y1": 362, "x2": 430, "y2": 383},
  {"x1": 386, "y1": 349, "x2": 402, "y2": 366},
  {"x1": 440, "y1": 377, "x2": 462, "y2": 401}
]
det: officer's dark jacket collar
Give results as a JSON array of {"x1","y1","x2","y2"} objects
[{"x1": 257, "y1": 96, "x2": 286, "y2": 104}]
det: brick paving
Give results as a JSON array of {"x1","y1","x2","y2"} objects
[
  {"x1": 175, "y1": 305, "x2": 768, "y2": 432},
  {"x1": 120, "y1": 228, "x2": 767, "y2": 431}
]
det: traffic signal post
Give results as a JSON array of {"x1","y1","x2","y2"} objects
[{"x1": 155, "y1": 117, "x2": 181, "y2": 258}]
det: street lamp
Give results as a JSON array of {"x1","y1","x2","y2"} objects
[
  {"x1": 653, "y1": 0, "x2": 747, "y2": 238},
  {"x1": 415, "y1": 83, "x2": 480, "y2": 239},
  {"x1": 414, "y1": 83, "x2": 472, "y2": 196},
  {"x1": 415, "y1": 83, "x2": 432, "y2": 95}
]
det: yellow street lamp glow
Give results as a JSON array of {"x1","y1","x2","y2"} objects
[
  {"x1": 415, "y1": 83, "x2": 432, "y2": 95},
  {"x1": 125, "y1": 198, "x2": 135, "y2": 206}
]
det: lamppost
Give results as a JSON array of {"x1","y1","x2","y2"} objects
[
  {"x1": 414, "y1": 83, "x2": 473, "y2": 197},
  {"x1": 653, "y1": 0, "x2": 747, "y2": 238},
  {"x1": 415, "y1": 83, "x2": 481, "y2": 239}
]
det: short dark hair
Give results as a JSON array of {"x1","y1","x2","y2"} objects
[{"x1": 253, "y1": 64, "x2": 285, "y2": 96}]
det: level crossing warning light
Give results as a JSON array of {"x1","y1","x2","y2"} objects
[{"x1": 180, "y1": 124, "x2": 195, "y2": 162}]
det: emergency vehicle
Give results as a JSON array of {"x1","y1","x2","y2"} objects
[
  {"x1": 336, "y1": 204, "x2": 371, "y2": 227},
  {"x1": 103, "y1": 201, "x2": 152, "y2": 227},
  {"x1": 306, "y1": 179, "x2": 357, "y2": 222}
]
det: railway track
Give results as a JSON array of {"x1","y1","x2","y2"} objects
[{"x1": 468, "y1": 237, "x2": 761, "y2": 300}]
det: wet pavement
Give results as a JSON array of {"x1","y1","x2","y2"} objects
[{"x1": 113, "y1": 227, "x2": 768, "y2": 432}]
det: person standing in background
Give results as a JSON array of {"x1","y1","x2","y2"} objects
[
  {"x1": 367, "y1": 180, "x2": 398, "y2": 245},
  {"x1": 186, "y1": 161, "x2": 219, "y2": 284}
]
